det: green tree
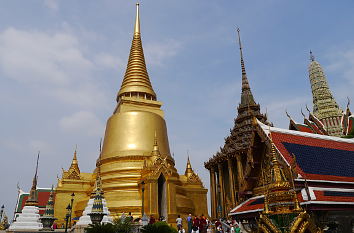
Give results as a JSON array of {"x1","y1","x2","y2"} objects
[
  {"x1": 86, "y1": 223, "x2": 116, "y2": 233},
  {"x1": 141, "y1": 222, "x2": 177, "y2": 233},
  {"x1": 113, "y1": 217, "x2": 133, "y2": 233}
]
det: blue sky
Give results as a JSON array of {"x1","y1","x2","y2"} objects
[{"x1": 1, "y1": 0, "x2": 354, "y2": 217}]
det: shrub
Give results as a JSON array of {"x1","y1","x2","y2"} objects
[
  {"x1": 113, "y1": 217, "x2": 133, "y2": 233},
  {"x1": 86, "y1": 223, "x2": 116, "y2": 233},
  {"x1": 141, "y1": 222, "x2": 176, "y2": 233}
]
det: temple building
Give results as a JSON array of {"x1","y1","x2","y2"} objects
[
  {"x1": 204, "y1": 29, "x2": 269, "y2": 218},
  {"x1": 204, "y1": 31, "x2": 354, "y2": 231},
  {"x1": 14, "y1": 3, "x2": 208, "y2": 226},
  {"x1": 229, "y1": 119, "x2": 354, "y2": 232},
  {"x1": 54, "y1": 150, "x2": 93, "y2": 226}
]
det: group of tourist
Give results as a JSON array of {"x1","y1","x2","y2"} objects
[
  {"x1": 175, "y1": 215, "x2": 243, "y2": 233},
  {"x1": 175, "y1": 214, "x2": 209, "y2": 233}
]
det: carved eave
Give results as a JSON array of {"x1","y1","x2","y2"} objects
[
  {"x1": 141, "y1": 154, "x2": 179, "y2": 182},
  {"x1": 61, "y1": 169, "x2": 81, "y2": 180}
]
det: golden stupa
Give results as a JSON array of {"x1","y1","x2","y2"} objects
[{"x1": 54, "y1": 3, "x2": 208, "y2": 225}]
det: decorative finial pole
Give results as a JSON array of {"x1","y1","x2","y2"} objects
[
  {"x1": 35, "y1": 152, "x2": 40, "y2": 178},
  {"x1": 237, "y1": 28, "x2": 246, "y2": 75},
  {"x1": 134, "y1": 2, "x2": 140, "y2": 35},
  {"x1": 99, "y1": 138, "x2": 102, "y2": 153},
  {"x1": 310, "y1": 50, "x2": 315, "y2": 61}
]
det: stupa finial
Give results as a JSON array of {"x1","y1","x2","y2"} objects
[
  {"x1": 117, "y1": 2, "x2": 156, "y2": 100},
  {"x1": 134, "y1": 3, "x2": 140, "y2": 35},
  {"x1": 185, "y1": 152, "x2": 193, "y2": 176}
]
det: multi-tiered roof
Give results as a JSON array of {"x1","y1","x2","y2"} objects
[{"x1": 205, "y1": 29, "x2": 268, "y2": 168}]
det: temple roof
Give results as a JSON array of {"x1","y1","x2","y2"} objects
[
  {"x1": 258, "y1": 120, "x2": 354, "y2": 183},
  {"x1": 204, "y1": 29, "x2": 267, "y2": 168},
  {"x1": 16, "y1": 188, "x2": 52, "y2": 215},
  {"x1": 117, "y1": 3, "x2": 156, "y2": 100},
  {"x1": 62, "y1": 150, "x2": 81, "y2": 180}
]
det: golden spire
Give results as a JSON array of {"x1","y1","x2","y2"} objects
[
  {"x1": 185, "y1": 155, "x2": 193, "y2": 176},
  {"x1": 72, "y1": 146, "x2": 78, "y2": 165},
  {"x1": 117, "y1": 3, "x2": 156, "y2": 101},
  {"x1": 65, "y1": 148, "x2": 81, "y2": 179},
  {"x1": 267, "y1": 130, "x2": 290, "y2": 190}
]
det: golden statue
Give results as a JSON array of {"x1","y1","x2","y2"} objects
[{"x1": 54, "y1": 3, "x2": 208, "y2": 225}]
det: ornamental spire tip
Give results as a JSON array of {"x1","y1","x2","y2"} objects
[
  {"x1": 310, "y1": 50, "x2": 315, "y2": 61},
  {"x1": 134, "y1": 2, "x2": 140, "y2": 35}
]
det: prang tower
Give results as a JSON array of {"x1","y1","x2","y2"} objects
[{"x1": 308, "y1": 52, "x2": 343, "y2": 136}]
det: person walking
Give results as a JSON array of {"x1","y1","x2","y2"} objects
[
  {"x1": 187, "y1": 214, "x2": 193, "y2": 233},
  {"x1": 200, "y1": 215, "x2": 207, "y2": 233},
  {"x1": 192, "y1": 216, "x2": 200, "y2": 233},
  {"x1": 149, "y1": 215, "x2": 155, "y2": 225},
  {"x1": 176, "y1": 215, "x2": 183, "y2": 231},
  {"x1": 234, "y1": 224, "x2": 241, "y2": 233}
]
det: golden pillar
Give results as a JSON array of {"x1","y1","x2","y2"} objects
[
  {"x1": 227, "y1": 158, "x2": 236, "y2": 206},
  {"x1": 209, "y1": 167, "x2": 217, "y2": 219},
  {"x1": 236, "y1": 154, "x2": 244, "y2": 191},
  {"x1": 217, "y1": 163, "x2": 225, "y2": 217}
]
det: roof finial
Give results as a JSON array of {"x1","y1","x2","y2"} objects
[
  {"x1": 305, "y1": 104, "x2": 311, "y2": 114},
  {"x1": 310, "y1": 50, "x2": 315, "y2": 61},
  {"x1": 134, "y1": 2, "x2": 140, "y2": 35},
  {"x1": 285, "y1": 109, "x2": 292, "y2": 120},
  {"x1": 72, "y1": 146, "x2": 78, "y2": 165},
  {"x1": 301, "y1": 108, "x2": 306, "y2": 118},
  {"x1": 237, "y1": 27, "x2": 256, "y2": 107},
  {"x1": 35, "y1": 151, "x2": 40, "y2": 181},
  {"x1": 185, "y1": 151, "x2": 193, "y2": 176},
  {"x1": 237, "y1": 28, "x2": 246, "y2": 75},
  {"x1": 99, "y1": 138, "x2": 102, "y2": 153}
]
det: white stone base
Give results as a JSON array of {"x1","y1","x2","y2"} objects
[
  {"x1": 9, "y1": 206, "x2": 43, "y2": 231},
  {"x1": 76, "y1": 199, "x2": 112, "y2": 226}
]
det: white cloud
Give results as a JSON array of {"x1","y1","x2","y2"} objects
[
  {"x1": 94, "y1": 53, "x2": 125, "y2": 70},
  {"x1": 44, "y1": 0, "x2": 59, "y2": 10},
  {"x1": 323, "y1": 46, "x2": 354, "y2": 106},
  {"x1": 327, "y1": 47, "x2": 354, "y2": 85},
  {"x1": 0, "y1": 27, "x2": 112, "y2": 109},
  {"x1": 29, "y1": 140, "x2": 51, "y2": 152},
  {"x1": 60, "y1": 111, "x2": 104, "y2": 136},
  {"x1": 48, "y1": 83, "x2": 108, "y2": 109},
  {"x1": 145, "y1": 39, "x2": 182, "y2": 66},
  {"x1": 0, "y1": 28, "x2": 93, "y2": 86}
]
